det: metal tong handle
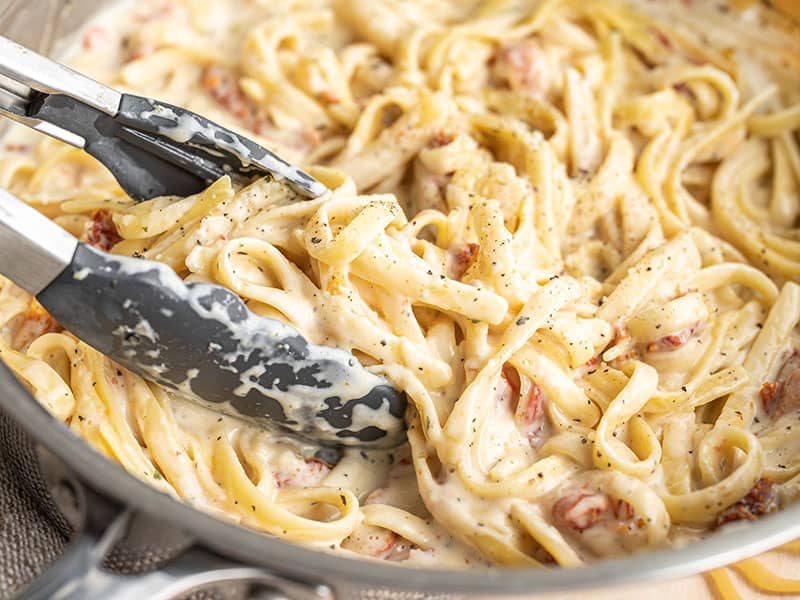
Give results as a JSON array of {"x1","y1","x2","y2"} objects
[
  {"x1": 0, "y1": 35, "x2": 120, "y2": 115},
  {"x1": 0, "y1": 187, "x2": 77, "y2": 295}
]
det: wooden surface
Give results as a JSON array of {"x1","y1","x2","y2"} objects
[{"x1": 473, "y1": 546, "x2": 800, "y2": 599}]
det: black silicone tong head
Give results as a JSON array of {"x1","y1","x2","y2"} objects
[
  {"x1": 0, "y1": 35, "x2": 326, "y2": 201},
  {"x1": 0, "y1": 186, "x2": 406, "y2": 448},
  {"x1": 37, "y1": 244, "x2": 407, "y2": 448}
]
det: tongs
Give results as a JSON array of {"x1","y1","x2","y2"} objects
[
  {"x1": 0, "y1": 35, "x2": 326, "y2": 200},
  {"x1": 0, "y1": 39, "x2": 407, "y2": 448},
  {"x1": 0, "y1": 189, "x2": 406, "y2": 447}
]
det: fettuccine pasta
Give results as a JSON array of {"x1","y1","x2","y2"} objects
[{"x1": 1, "y1": 0, "x2": 799, "y2": 568}]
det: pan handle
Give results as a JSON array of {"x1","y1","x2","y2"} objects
[{"x1": 22, "y1": 508, "x2": 333, "y2": 600}]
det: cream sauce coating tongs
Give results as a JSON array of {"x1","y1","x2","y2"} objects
[
  {"x1": 0, "y1": 36, "x2": 407, "y2": 448},
  {"x1": 0, "y1": 35, "x2": 326, "y2": 200},
  {"x1": 0, "y1": 188, "x2": 406, "y2": 448}
]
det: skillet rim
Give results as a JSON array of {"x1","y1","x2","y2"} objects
[{"x1": 2, "y1": 360, "x2": 800, "y2": 596}]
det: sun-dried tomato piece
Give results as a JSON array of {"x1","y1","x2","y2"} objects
[
  {"x1": 11, "y1": 300, "x2": 63, "y2": 350},
  {"x1": 717, "y1": 478, "x2": 779, "y2": 527},
  {"x1": 646, "y1": 322, "x2": 702, "y2": 353},
  {"x1": 761, "y1": 382, "x2": 780, "y2": 414},
  {"x1": 492, "y1": 40, "x2": 550, "y2": 96},
  {"x1": 449, "y1": 242, "x2": 479, "y2": 280},
  {"x1": 82, "y1": 26, "x2": 110, "y2": 51},
  {"x1": 517, "y1": 383, "x2": 545, "y2": 447},
  {"x1": 762, "y1": 351, "x2": 800, "y2": 417},
  {"x1": 274, "y1": 457, "x2": 330, "y2": 489},
  {"x1": 427, "y1": 130, "x2": 454, "y2": 148},
  {"x1": 85, "y1": 210, "x2": 122, "y2": 251},
  {"x1": 552, "y1": 491, "x2": 610, "y2": 532},
  {"x1": 202, "y1": 65, "x2": 253, "y2": 123}
]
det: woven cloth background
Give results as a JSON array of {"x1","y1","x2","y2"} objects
[
  {"x1": 0, "y1": 410, "x2": 241, "y2": 599},
  {"x1": 0, "y1": 409, "x2": 456, "y2": 600},
  {"x1": 0, "y1": 411, "x2": 72, "y2": 597}
]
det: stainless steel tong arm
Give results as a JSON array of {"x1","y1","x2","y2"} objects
[
  {"x1": 0, "y1": 188, "x2": 77, "y2": 295},
  {"x1": 0, "y1": 35, "x2": 121, "y2": 114},
  {"x1": 0, "y1": 36, "x2": 326, "y2": 199},
  {"x1": 0, "y1": 36, "x2": 121, "y2": 148}
]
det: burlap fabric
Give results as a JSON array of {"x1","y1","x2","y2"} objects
[
  {"x1": 0, "y1": 409, "x2": 456, "y2": 600},
  {"x1": 0, "y1": 411, "x2": 72, "y2": 597},
  {"x1": 0, "y1": 410, "x2": 248, "y2": 599}
]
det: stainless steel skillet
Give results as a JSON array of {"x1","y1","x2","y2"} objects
[
  {"x1": 3, "y1": 356, "x2": 800, "y2": 598},
  {"x1": 2, "y1": 1, "x2": 800, "y2": 599}
]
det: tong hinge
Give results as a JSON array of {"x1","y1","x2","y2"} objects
[{"x1": 0, "y1": 72, "x2": 87, "y2": 148}]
